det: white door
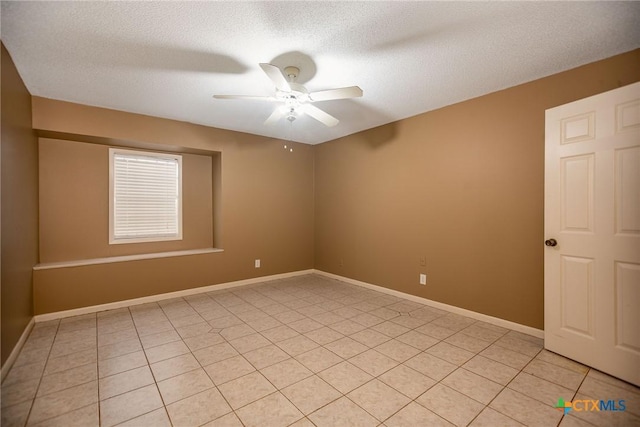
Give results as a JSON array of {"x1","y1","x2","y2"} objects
[{"x1": 545, "y1": 82, "x2": 640, "y2": 387}]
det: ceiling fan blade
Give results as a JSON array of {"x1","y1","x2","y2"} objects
[
  {"x1": 264, "y1": 108, "x2": 285, "y2": 126},
  {"x1": 259, "y1": 63, "x2": 291, "y2": 92},
  {"x1": 309, "y1": 86, "x2": 363, "y2": 102},
  {"x1": 213, "y1": 95, "x2": 277, "y2": 101},
  {"x1": 303, "y1": 104, "x2": 339, "y2": 127}
]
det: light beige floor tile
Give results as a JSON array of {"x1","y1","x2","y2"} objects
[
  {"x1": 282, "y1": 375, "x2": 341, "y2": 415},
  {"x1": 117, "y1": 408, "x2": 171, "y2": 427},
  {"x1": 54, "y1": 328, "x2": 97, "y2": 345},
  {"x1": 193, "y1": 342, "x2": 239, "y2": 366},
  {"x1": 243, "y1": 344, "x2": 290, "y2": 369},
  {"x1": 351, "y1": 312, "x2": 385, "y2": 328},
  {"x1": 469, "y1": 407, "x2": 524, "y2": 427},
  {"x1": 139, "y1": 329, "x2": 181, "y2": 349},
  {"x1": 183, "y1": 331, "x2": 225, "y2": 351},
  {"x1": 390, "y1": 314, "x2": 429, "y2": 329},
  {"x1": 260, "y1": 325, "x2": 300, "y2": 343},
  {"x1": 463, "y1": 355, "x2": 519, "y2": 385},
  {"x1": 4, "y1": 360, "x2": 46, "y2": 387},
  {"x1": 508, "y1": 371, "x2": 574, "y2": 407},
  {"x1": 430, "y1": 314, "x2": 476, "y2": 331},
  {"x1": 558, "y1": 414, "x2": 598, "y2": 427},
  {"x1": 244, "y1": 315, "x2": 284, "y2": 332},
  {"x1": 535, "y1": 350, "x2": 590, "y2": 375},
  {"x1": 311, "y1": 311, "x2": 345, "y2": 326},
  {"x1": 135, "y1": 321, "x2": 174, "y2": 337},
  {"x1": 304, "y1": 326, "x2": 344, "y2": 346},
  {"x1": 201, "y1": 412, "x2": 244, "y2": 427},
  {"x1": 523, "y1": 359, "x2": 586, "y2": 390},
  {"x1": 379, "y1": 364, "x2": 436, "y2": 399},
  {"x1": 29, "y1": 381, "x2": 98, "y2": 425},
  {"x1": 97, "y1": 328, "x2": 137, "y2": 347},
  {"x1": 289, "y1": 318, "x2": 324, "y2": 333},
  {"x1": 44, "y1": 348, "x2": 97, "y2": 376},
  {"x1": 209, "y1": 315, "x2": 244, "y2": 330},
  {"x1": 494, "y1": 334, "x2": 543, "y2": 357},
  {"x1": 218, "y1": 371, "x2": 276, "y2": 409},
  {"x1": 228, "y1": 333, "x2": 271, "y2": 354},
  {"x1": 317, "y1": 361, "x2": 373, "y2": 394},
  {"x1": 348, "y1": 379, "x2": 411, "y2": 421},
  {"x1": 168, "y1": 313, "x2": 205, "y2": 328},
  {"x1": 405, "y1": 352, "x2": 457, "y2": 381},
  {"x1": 260, "y1": 358, "x2": 312, "y2": 389},
  {"x1": 374, "y1": 339, "x2": 421, "y2": 363},
  {"x1": 370, "y1": 307, "x2": 400, "y2": 321},
  {"x1": 489, "y1": 388, "x2": 563, "y2": 427},
  {"x1": 426, "y1": 341, "x2": 475, "y2": 366},
  {"x1": 350, "y1": 328, "x2": 392, "y2": 348},
  {"x1": 99, "y1": 384, "x2": 163, "y2": 427},
  {"x1": 586, "y1": 369, "x2": 640, "y2": 395},
  {"x1": 13, "y1": 346, "x2": 50, "y2": 369},
  {"x1": 50, "y1": 336, "x2": 96, "y2": 359},
  {"x1": 444, "y1": 332, "x2": 492, "y2": 353},
  {"x1": 395, "y1": 330, "x2": 439, "y2": 351},
  {"x1": 308, "y1": 396, "x2": 379, "y2": 427},
  {"x1": 99, "y1": 365, "x2": 154, "y2": 400},
  {"x1": 97, "y1": 350, "x2": 147, "y2": 378},
  {"x1": 150, "y1": 353, "x2": 200, "y2": 382},
  {"x1": 441, "y1": 368, "x2": 503, "y2": 405},
  {"x1": 460, "y1": 324, "x2": 505, "y2": 342},
  {"x1": 28, "y1": 403, "x2": 98, "y2": 427},
  {"x1": 273, "y1": 310, "x2": 307, "y2": 324},
  {"x1": 288, "y1": 417, "x2": 316, "y2": 427},
  {"x1": 329, "y1": 319, "x2": 367, "y2": 335},
  {"x1": 349, "y1": 349, "x2": 398, "y2": 377},
  {"x1": 415, "y1": 323, "x2": 458, "y2": 340},
  {"x1": 568, "y1": 392, "x2": 640, "y2": 427},
  {"x1": 98, "y1": 338, "x2": 142, "y2": 361},
  {"x1": 204, "y1": 355, "x2": 256, "y2": 385},
  {"x1": 416, "y1": 383, "x2": 484, "y2": 427},
  {"x1": 1, "y1": 401, "x2": 31, "y2": 427},
  {"x1": 578, "y1": 376, "x2": 640, "y2": 416},
  {"x1": 236, "y1": 391, "x2": 303, "y2": 427},
  {"x1": 295, "y1": 346, "x2": 343, "y2": 373},
  {"x1": 37, "y1": 363, "x2": 97, "y2": 397},
  {"x1": 219, "y1": 324, "x2": 255, "y2": 341},
  {"x1": 157, "y1": 368, "x2": 214, "y2": 404},
  {"x1": 276, "y1": 335, "x2": 319, "y2": 357},
  {"x1": 371, "y1": 321, "x2": 410, "y2": 338},
  {"x1": 176, "y1": 322, "x2": 215, "y2": 339},
  {"x1": 1, "y1": 378, "x2": 39, "y2": 408},
  {"x1": 385, "y1": 401, "x2": 455, "y2": 427},
  {"x1": 478, "y1": 343, "x2": 534, "y2": 370},
  {"x1": 324, "y1": 337, "x2": 368, "y2": 359},
  {"x1": 166, "y1": 387, "x2": 231, "y2": 427}
]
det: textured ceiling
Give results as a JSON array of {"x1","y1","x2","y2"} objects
[{"x1": 2, "y1": 1, "x2": 639, "y2": 145}]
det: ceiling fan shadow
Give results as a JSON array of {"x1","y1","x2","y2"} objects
[{"x1": 83, "y1": 34, "x2": 247, "y2": 74}]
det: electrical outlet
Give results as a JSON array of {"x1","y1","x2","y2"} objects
[
  {"x1": 419, "y1": 274, "x2": 427, "y2": 285},
  {"x1": 419, "y1": 256, "x2": 426, "y2": 267},
  {"x1": 255, "y1": 259, "x2": 261, "y2": 268}
]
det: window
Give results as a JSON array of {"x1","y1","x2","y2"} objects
[{"x1": 109, "y1": 148, "x2": 182, "y2": 244}]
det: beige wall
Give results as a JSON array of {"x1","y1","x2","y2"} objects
[
  {"x1": 32, "y1": 99, "x2": 315, "y2": 314},
  {"x1": 39, "y1": 138, "x2": 214, "y2": 262},
  {"x1": 314, "y1": 49, "x2": 640, "y2": 329},
  {"x1": 1, "y1": 44, "x2": 38, "y2": 365}
]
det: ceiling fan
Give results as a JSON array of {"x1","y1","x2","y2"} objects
[{"x1": 213, "y1": 63, "x2": 363, "y2": 127}]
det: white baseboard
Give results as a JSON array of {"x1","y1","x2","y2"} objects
[
  {"x1": 1, "y1": 317, "x2": 35, "y2": 383},
  {"x1": 314, "y1": 270, "x2": 544, "y2": 339},
  {"x1": 34, "y1": 269, "x2": 314, "y2": 323}
]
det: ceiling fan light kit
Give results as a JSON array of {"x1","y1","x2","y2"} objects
[{"x1": 214, "y1": 63, "x2": 363, "y2": 128}]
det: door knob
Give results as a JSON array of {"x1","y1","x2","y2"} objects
[{"x1": 545, "y1": 239, "x2": 558, "y2": 247}]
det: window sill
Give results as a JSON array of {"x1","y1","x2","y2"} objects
[{"x1": 33, "y1": 248, "x2": 223, "y2": 271}]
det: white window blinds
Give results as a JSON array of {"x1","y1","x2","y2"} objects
[{"x1": 110, "y1": 149, "x2": 182, "y2": 244}]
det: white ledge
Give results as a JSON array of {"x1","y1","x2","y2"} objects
[{"x1": 34, "y1": 248, "x2": 223, "y2": 270}]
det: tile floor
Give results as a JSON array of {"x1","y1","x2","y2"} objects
[{"x1": 1, "y1": 274, "x2": 639, "y2": 427}]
